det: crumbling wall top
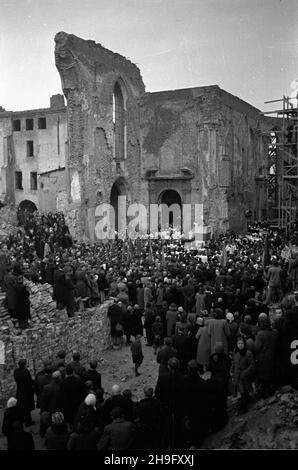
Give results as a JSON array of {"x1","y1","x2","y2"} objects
[{"x1": 55, "y1": 31, "x2": 145, "y2": 96}]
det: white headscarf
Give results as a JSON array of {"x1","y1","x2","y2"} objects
[{"x1": 84, "y1": 393, "x2": 96, "y2": 408}]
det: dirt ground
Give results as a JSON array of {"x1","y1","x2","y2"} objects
[{"x1": 0, "y1": 337, "x2": 159, "y2": 450}]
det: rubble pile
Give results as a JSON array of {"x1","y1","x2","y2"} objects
[
  {"x1": 0, "y1": 205, "x2": 19, "y2": 239},
  {"x1": 204, "y1": 386, "x2": 298, "y2": 449}
]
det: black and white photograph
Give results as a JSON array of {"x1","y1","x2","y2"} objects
[{"x1": 0, "y1": 0, "x2": 298, "y2": 460}]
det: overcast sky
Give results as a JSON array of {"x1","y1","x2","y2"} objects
[{"x1": 0, "y1": 0, "x2": 297, "y2": 112}]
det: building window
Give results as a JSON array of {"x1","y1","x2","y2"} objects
[
  {"x1": 13, "y1": 120, "x2": 21, "y2": 131},
  {"x1": 27, "y1": 141, "x2": 34, "y2": 157},
  {"x1": 113, "y1": 82, "x2": 125, "y2": 160},
  {"x1": 15, "y1": 171, "x2": 23, "y2": 190},
  {"x1": 38, "y1": 117, "x2": 46, "y2": 129},
  {"x1": 30, "y1": 172, "x2": 37, "y2": 190},
  {"x1": 26, "y1": 118, "x2": 34, "y2": 130}
]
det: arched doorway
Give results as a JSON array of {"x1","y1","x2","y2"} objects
[
  {"x1": 158, "y1": 189, "x2": 182, "y2": 233},
  {"x1": 18, "y1": 200, "x2": 37, "y2": 213},
  {"x1": 110, "y1": 178, "x2": 128, "y2": 234}
]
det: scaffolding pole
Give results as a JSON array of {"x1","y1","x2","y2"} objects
[{"x1": 262, "y1": 93, "x2": 298, "y2": 233}]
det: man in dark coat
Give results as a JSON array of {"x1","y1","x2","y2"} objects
[
  {"x1": 207, "y1": 342, "x2": 230, "y2": 432},
  {"x1": 107, "y1": 300, "x2": 124, "y2": 346},
  {"x1": 60, "y1": 365, "x2": 85, "y2": 427},
  {"x1": 156, "y1": 337, "x2": 178, "y2": 376},
  {"x1": 7, "y1": 421, "x2": 35, "y2": 450},
  {"x1": 97, "y1": 268, "x2": 108, "y2": 303},
  {"x1": 35, "y1": 360, "x2": 53, "y2": 408},
  {"x1": 13, "y1": 359, "x2": 35, "y2": 427},
  {"x1": 102, "y1": 385, "x2": 129, "y2": 426},
  {"x1": 97, "y1": 407, "x2": 135, "y2": 450},
  {"x1": 14, "y1": 276, "x2": 31, "y2": 329},
  {"x1": 172, "y1": 326, "x2": 193, "y2": 374},
  {"x1": 52, "y1": 350, "x2": 67, "y2": 372},
  {"x1": 2, "y1": 398, "x2": 24, "y2": 450},
  {"x1": 183, "y1": 360, "x2": 211, "y2": 446},
  {"x1": 64, "y1": 271, "x2": 76, "y2": 317},
  {"x1": 122, "y1": 305, "x2": 134, "y2": 345},
  {"x1": 155, "y1": 357, "x2": 186, "y2": 448},
  {"x1": 130, "y1": 304, "x2": 143, "y2": 338},
  {"x1": 40, "y1": 371, "x2": 63, "y2": 415},
  {"x1": 0, "y1": 244, "x2": 9, "y2": 291},
  {"x1": 44, "y1": 257, "x2": 55, "y2": 286},
  {"x1": 68, "y1": 352, "x2": 86, "y2": 380},
  {"x1": 83, "y1": 360, "x2": 102, "y2": 391},
  {"x1": 4, "y1": 268, "x2": 17, "y2": 317},
  {"x1": 254, "y1": 315, "x2": 278, "y2": 397}
]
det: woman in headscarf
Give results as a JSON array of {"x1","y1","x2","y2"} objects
[
  {"x1": 44, "y1": 412, "x2": 69, "y2": 450},
  {"x1": 73, "y1": 393, "x2": 98, "y2": 432},
  {"x1": 231, "y1": 336, "x2": 255, "y2": 413}
]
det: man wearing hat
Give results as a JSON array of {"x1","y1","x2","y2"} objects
[
  {"x1": 35, "y1": 360, "x2": 53, "y2": 408},
  {"x1": 14, "y1": 276, "x2": 31, "y2": 330}
]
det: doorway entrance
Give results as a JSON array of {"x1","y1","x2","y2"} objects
[
  {"x1": 158, "y1": 189, "x2": 182, "y2": 233},
  {"x1": 110, "y1": 177, "x2": 128, "y2": 234}
]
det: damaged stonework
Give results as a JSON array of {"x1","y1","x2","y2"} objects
[
  {"x1": 55, "y1": 32, "x2": 280, "y2": 238},
  {"x1": 55, "y1": 32, "x2": 145, "y2": 240}
]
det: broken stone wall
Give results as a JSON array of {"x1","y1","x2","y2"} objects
[
  {"x1": 218, "y1": 89, "x2": 280, "y2": 232},
  {"x1": 54, "y1": 32, "x2": 280, "y2": 238},
  {"x1": 39, "y1": 168, "x2": 66, "y2": 214},
  {"x1": 141, "y1": 86, "x2": 236, "y2": 235}
]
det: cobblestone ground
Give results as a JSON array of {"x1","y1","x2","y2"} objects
[{"x1": 0, "y1": 337, "x2": 159, "y2": 450}]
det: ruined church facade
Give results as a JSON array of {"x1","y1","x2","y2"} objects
[{"x1": 54, "y1": 32, "x2": 275, "y2": 240}]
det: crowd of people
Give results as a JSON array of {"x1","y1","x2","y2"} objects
[{"x1": 1, "y1": 210, "x2": 298, "y2": 449}]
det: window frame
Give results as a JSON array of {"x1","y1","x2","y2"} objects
[
  {"x1": 38, "y1": 117, "x2": 47, "y2": 129},
  {"x1": 13, "y1": 119, "x2": 21, "y2": 131},
  {"x1": 26, "y1": 118, "x2": 34, "y2": 130}
]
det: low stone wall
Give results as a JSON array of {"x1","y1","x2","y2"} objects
[{"x1": 0, "y1": 294, "x2": 112, "y2": 406}]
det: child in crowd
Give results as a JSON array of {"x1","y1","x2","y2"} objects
[
  {"x1": 231, "y1": 336, "x2": 255, "y2": 414},
  {"x1": 130, "y1": 335, "x2": 144, "y2": 376}
]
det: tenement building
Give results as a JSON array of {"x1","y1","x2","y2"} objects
[{"x1": 1, "y1": 32, "x2": 279, "y2": 239}]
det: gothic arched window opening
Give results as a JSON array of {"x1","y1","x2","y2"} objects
[{"x1": 113, "y1": 82, "x2": 125, "y2": 160}]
